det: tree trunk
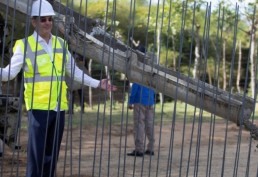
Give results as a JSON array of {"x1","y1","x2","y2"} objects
[
  {"x1": 207, "y1": 65, "x2": 212, "y2": 84},
  {"x1": 157, "y1": 26, "x2": 163, "y2": 105},
  {"x1": 105, "y1": 66, "x2": 112, "y2": 100},
  {"x1": 250, "y1": 28, "x2": 256, "y2": 98},
  {"x1": 236, "y1": 41, "x2": 242, "y2": 93},
  {"x1": 223, "y1": 40, "x2": 227, "y2": 90},
  {"x1": 172, "y1": 34, "x2": 176, "y2": 68},
  {"x1": 193, "y1": 24, "x2": 200, "y2": 79}
]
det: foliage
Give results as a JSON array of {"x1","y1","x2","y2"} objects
[{"x1": 54, "y1": 0, "x2": 255, "y2": 93}]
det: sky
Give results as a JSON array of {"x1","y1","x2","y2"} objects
[
  {"x1": 151, "y1": 0, "x2": 255, "y2": 6},
  {"x1": 214, "y1": 0, "x2": 255, "y2": 6},
  {"x1": 210, "y1": 0, "x2": 256, "y2": 12},
  {"x1": 149, "y1": 0, "x2": 256, "y2": 11}
]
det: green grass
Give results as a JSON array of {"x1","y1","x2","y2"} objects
[
  {"x1": 20, "y1": 100, "x2": 258, "y2": 130},
  {"x1": 67, "y1": 100, "x2": 258, "y2": 129}
]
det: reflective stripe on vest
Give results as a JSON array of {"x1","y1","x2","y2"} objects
[{"x1": 24, "y1": 75, "x2": 62, "y2": 83}]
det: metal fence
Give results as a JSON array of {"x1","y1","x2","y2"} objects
[{"x1": 0, "y1": 0, "x2": 257, "y2": 177}]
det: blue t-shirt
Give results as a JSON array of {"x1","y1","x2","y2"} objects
[{"x1": 129, "y1": 83, "x2": 155, "y2": 106}]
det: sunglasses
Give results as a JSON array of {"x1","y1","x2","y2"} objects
[{"x1": 39, "y1": 16, "x2": 53, "y2": 23}]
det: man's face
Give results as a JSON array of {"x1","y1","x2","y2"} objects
[{"x1": 32, "y1": 16, "x2": 53, "y2": 38}]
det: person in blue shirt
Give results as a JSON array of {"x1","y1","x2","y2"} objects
[{"x1": 127, "y1": 83, "x2": 155, "y2": 157}]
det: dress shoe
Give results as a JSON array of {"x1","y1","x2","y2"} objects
[
  {"x1": 145, "y1": 150, "x2": 154, "y2": 155},
  {"x1": 127, "y1": 150, "x2": 144, "y2": 157}
]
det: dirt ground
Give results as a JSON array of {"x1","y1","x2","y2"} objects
[{"x1": 1, "y1": 118, "x2": 258, "y2": 177}]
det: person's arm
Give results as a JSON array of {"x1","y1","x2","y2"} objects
[
  {"x1": 0, "y1": 43, "x2": 24, "y2": 81},
  {"x1": 66, "y1": 51, "x2": 100, "y2": 88},
  {"x1": 66, "y1": 51, "x2": 117, "y2": 91}
]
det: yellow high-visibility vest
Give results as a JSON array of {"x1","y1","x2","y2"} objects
[{"x1": 14, "y1": 35, "x2": 68, "y2": 110}]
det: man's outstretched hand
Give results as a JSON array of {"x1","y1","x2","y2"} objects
[{"x1": 98, "y1": 79, "x2": 117, "y2": 91}]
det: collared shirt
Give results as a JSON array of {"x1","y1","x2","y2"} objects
[{"x1": 0, "y1": 31, "x2": 100, "y2": 88}]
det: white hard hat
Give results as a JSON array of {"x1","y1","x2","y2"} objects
[{"x1": 31, "y1": 0, "x2": 55, "y2": 17}]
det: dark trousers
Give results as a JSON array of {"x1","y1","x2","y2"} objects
[{"x1": 26, "y1": 110, "x2": 65, "y2": 177}]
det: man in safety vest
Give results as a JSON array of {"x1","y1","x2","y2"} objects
[{"x1": 0, "y1": 0, "x2": 116, "y2": 177}]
